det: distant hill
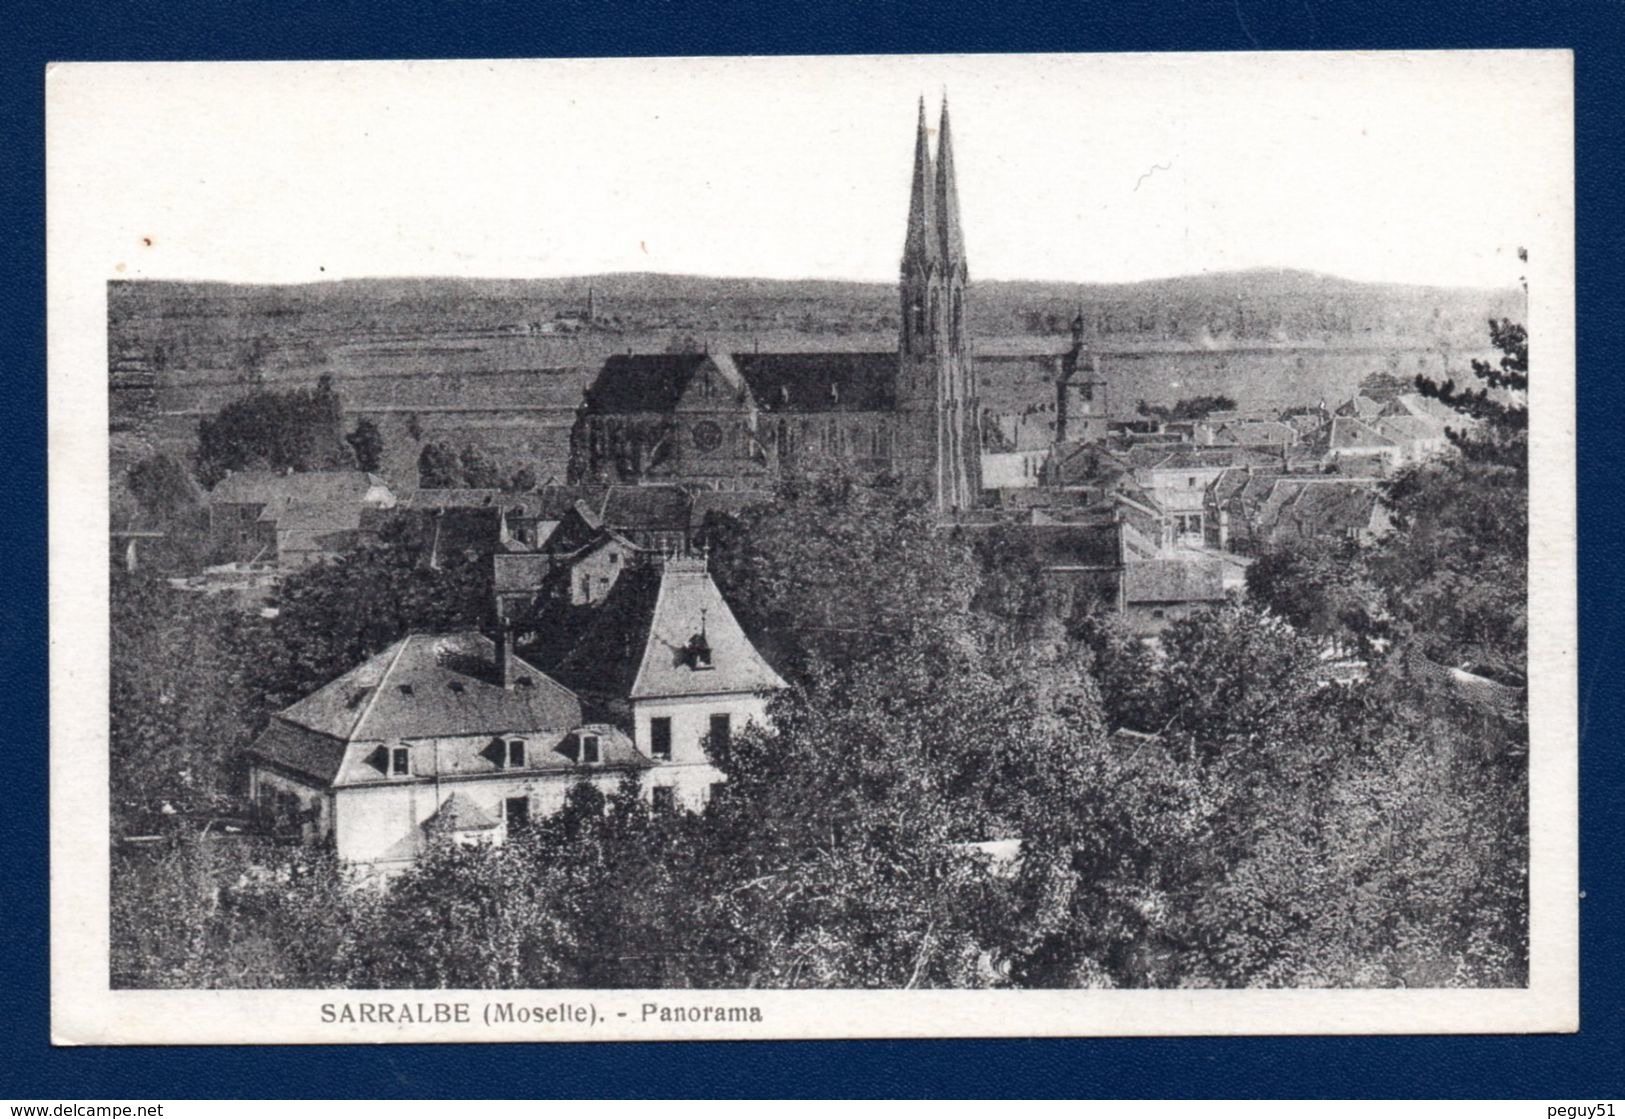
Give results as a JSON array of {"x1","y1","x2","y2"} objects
[{"x1": 111, "y1": 268, "x2": 1520, "y2": 359}]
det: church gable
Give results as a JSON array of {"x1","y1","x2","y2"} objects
[{"x1": 673, "y1": 354, "x2": 758, "y2": 416}]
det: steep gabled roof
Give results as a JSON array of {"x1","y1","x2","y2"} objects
[
  {"x1": 277, "y1": 633, "x2": 581, "y2": 742},
  {"x1": 492, "y1": 551, "x2": 556, "y2": 593},
  {"x1": 1217, "y1": 420, "x2": 1299, "y2": 446},
  {"x1": 631, "y1": 560, "x2": 787, "y2": 700},
  {"x1": 731, "y1": 351, "x2": 898, "y2": 412},
  {"x1": 582, "y1": 353, "x2": 710, "y2": 413},
  {"x1": 531, "y1": 484, "x2": 611, "y2": 519},
  {"x1": 551, "y1": 561, "x2": 786, "y2": 703},
  {"x1": 550, "y1": 566, "x2": 663, "y2": 700}
]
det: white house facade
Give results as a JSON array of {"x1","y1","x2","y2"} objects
[{"x1": 246, "y1": 559, "x2": 786, "y2": 870}]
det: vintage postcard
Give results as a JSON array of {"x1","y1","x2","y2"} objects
[{"x1": 47, "y1": 52, "x2": 1576, "y2": 1043}]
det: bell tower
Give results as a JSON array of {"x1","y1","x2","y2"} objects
[{"x1": 896, "y1": 97, "x2": 980, "y2": 513}]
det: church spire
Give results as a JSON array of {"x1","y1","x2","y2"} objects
[
  {"x1": 935, "y1": 96, "x2": 965, "y2": 272},
  {"x1": 902, "y1": 96, "x2": 939, "y2": 272}
]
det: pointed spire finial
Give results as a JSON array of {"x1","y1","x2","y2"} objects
[
  {"x1": 935, "y1": 95, "x2": 966, "y2": 271},
  {"x1": 902, "y1": 97, "x2": 940, "y2": 272}
]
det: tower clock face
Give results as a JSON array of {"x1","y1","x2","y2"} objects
[{"x1": 692, "y1": 420, "x2": 724, "y2": 453}]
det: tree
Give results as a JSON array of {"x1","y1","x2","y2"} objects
[
  {"x1": 459, "y1": 444, "x2": 503, "y2": 489},
  {"x1": 345, "y1": 418, "x2": 384, "y2": 473},
  {"x1": 1415, "y1": 317, "x2": 1528, "y2": 471},
  {"x1": 706, "y1": 462, "x2": 980, "y2": 675},
  {"x1": 110, "y1": 574, "x2": 264, "y2": 820},
  {"x1": 1377, "y1": 318, "x2": 1529, "y2": 677},
  {"x1": 126, "y1": 453, "x2": 204, "y2": 522},
  {"x1": 194, "y1": 379, "x2": 348, "y2": 486},
  {"x1": 415, "y1": 439, "x2": 511, "y2": 490},
  {"x1": 1137, "y1": 395, "x2": 1237, "y2": 423},
  {"x1": 112, "y1": 837, "x2": 364, "y2": 988},
  {"x1": 417, "y1": 441, "x2": 462, "y2": 488},
  {"x1": 253, "y1": 537, "x2": 493, "y2": 709},
  {"x1": 1245, "y1": 535, "x2": 1389, "y2": 656}
]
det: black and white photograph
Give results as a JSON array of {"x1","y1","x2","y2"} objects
[{"x1": 47, "y1": 52, "x2": 1576, "y2": 1042}]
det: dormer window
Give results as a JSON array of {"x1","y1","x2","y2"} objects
[
  {"x1": 685, "y1": 608, "x2": 714, "y2": 670},
  {"x1": 390, "y1": 747, "x2": 411, "y2": 777},
  {"x1": 580, "y1": 733, "x2": 601, "y2": 764},
  {"x1": 685, "y1": 632, "x2": 713, "y2": 670},
  {"x1": 506, "y1": 739, "x2": 525, "y2": 768}
]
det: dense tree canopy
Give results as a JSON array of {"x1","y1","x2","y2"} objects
[{"x1": 194, "y1": 377, "x2": 348, "y2": 486}]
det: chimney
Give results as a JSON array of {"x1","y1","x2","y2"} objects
[{"x1": 497, "y1": 625, "x2": 514, "y2": 689}]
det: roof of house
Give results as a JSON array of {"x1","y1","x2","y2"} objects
[
  {"x1": 1216, "y1": 420, "x2": 1299, "y2": 446},
  {"x1": 276, "y1": 632, "x2": 581, "y2": 743},
  {"x1": 689, "y1": 489, "x2": 774, "y2": 532},
  {"x1": 1327, "y1": 416, "x2": 1399, "y2": 450},
  {"x1": 632, "y1": 560, "x2": 788, "y2": 699},
  {"x1": 1334, "y1": 395, "x2": 1384, "y2": 418},
  {"x1": 530, "y1": 485, "x2": 610, "y2": 520},
  {"x1": 210, "y1": 470, "x2": 391, "y2": 506},
  {"x1": 1047, "y1": 441, "x2": 1133, "y2": 487},
  {"x1": 1260, "y1": 478, "x2": 1382, "y2": 539},
  {"x1": 425, "y1": 791, "x2": 501, "y2": 832},
  {"x1": 1122, "y1": 558, "x2": 1227, "y2": 604},
  {"x1": 1208, "y1": 467, "x2": 1292, "y2": 521},
  {"x1": 1144, "y1": 446, "x2": 1284, "y2": 473},
  {"x1": 552, "y1": 561, "x2": 786, "y2": 702},
  {"x1": 248, "y1": 718, "x2": 353, "y2": 786},
  {"x1": 732, "y1": 351, "x2": 898, "y2": 413},
  {"x1": 1382, "y1": 392, "x2": 1458, "y2": 423},
  {"x1": 1375, "y1": 415, "x2": 1446, "y2": 443},
  {"x1": 599, "y1": 484, "x2": 693, "y2": 533}
]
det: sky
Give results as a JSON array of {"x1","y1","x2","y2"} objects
[{"x1": 48, "y1": 52, "x2": 1572, "y2": 289}]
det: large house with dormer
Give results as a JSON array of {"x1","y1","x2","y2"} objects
[{"x1": 246, "y1": 559, "x2": 784, "y2": 870}]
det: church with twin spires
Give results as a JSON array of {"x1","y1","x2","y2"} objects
[{"x1": 568, "y1": 97, "x2": 982, "y2": 512}]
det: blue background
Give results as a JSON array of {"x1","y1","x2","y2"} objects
[{"x1": 4, "y1": 0, "x2": 1621, "y2": 1099}]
